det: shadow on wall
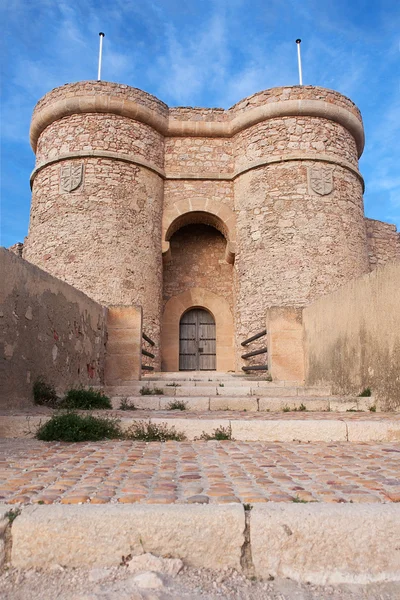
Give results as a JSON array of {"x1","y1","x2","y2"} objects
[
  {"x1": 303, "y1": 261, "x2": 400, "y2": 410},
  {"x1": 0, "y1": 248, "x2": 107, "y2": 409}
]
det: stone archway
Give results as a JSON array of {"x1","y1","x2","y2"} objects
[
  {"x1": 162, "y1": 199, "x2": 236, "y2": 264},
  {"x1": 161, "y1": 287, "x2": 235, "y2": 372}
]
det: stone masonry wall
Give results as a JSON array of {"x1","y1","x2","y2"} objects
[
  {"x1": 365, "y1": 218, "x2": 400, "y2": 269},
  {"x1": 24, "y1": 158, "x2": 163, "y2": 367},
  {"x1": 303, "y1": 261, "x2": 400, "y2": 410},
  {"x1": 234, "y1": 160, "x2": 369, "y2": 366},
  {"x1": 163, "y1": 224, "x2": 234, "y2": 312},
  {"x1": 0, "y1": 248, "x2": 107, "y2": 408}
]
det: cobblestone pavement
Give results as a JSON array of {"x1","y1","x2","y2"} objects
[{"x1": 0, "y1": 438, "x2": 399, "y2": 505}]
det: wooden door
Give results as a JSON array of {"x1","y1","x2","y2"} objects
[{"x1": 179, "y1": 309, "x2": 216, "y2": 370}]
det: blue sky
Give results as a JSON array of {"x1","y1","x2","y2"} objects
[{"x1": 1, "y1": 0, "x2": 399, "y2": 247}]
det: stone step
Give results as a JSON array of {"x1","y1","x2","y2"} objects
[
  {"x1": 110, "y1": 395, "x2": 376, "y2": 412},
  {"x1": 105, "y1": 384, "x2": 332, "y2": 397},
  {"x1": 2, "y1": 411, "x2": 398, "y2": 442}
]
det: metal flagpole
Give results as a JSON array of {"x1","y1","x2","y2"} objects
[
  {"x1": 296, "y1": 39, "x2": 303, "y2": 85},
  {"x1": 97, "y1": 32, "x2": 105, "y2": 81}
]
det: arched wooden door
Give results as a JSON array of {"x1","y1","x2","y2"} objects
[{"x1": 179, "y1": 309, "x2": 216, "y2": 371}]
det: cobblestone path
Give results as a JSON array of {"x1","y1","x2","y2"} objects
[{"x1": 1, "y1": 438, "x2": 399, "y2": 505}]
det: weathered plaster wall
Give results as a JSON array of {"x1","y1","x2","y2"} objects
[
  {"x1": 163, "y1": 224, "x2": 234, "y2": 311},
  {"x1": 365, "y1": 218, "x2": 400, "y2": 270},
  {"x1": 0, "y1": 248, "x2": 107, "y2": 408},
  {"x1": 303, "y1": 261, "x2": 400, "y2": 410}
]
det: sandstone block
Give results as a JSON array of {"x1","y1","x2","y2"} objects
[
  {"x1": 251, "y1": 504, "x2": 400, "y2": 584},
  {"x1": 230, "y1": 419, "x2": 347, "y2": 442},
  {"x1": 210, "y1": 398, "x2": 258, "y2": 411},
  {"x1": 11, "y1": 504, "x2": 244, "y2": 570}
]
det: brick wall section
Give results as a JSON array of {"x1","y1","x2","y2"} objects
[
  {"x1": 33, "y1": 81, "x2": 168, "y2": 119},
  {"x1": 164, "y1": 137, "x2": 233, "y2": 176},
  {"x1": 234, "y1": 117, "x2": 359, "y2": 171},
  {"x1": 36, "y1": 114, "x2": 164, "y2": 169},
  {"x1": 229, "y1": 86, "x2": 362, "y2": 120},
  {"x1": 234, "y1": 161, "x2": 369, "y2": 366},
  {"x1": 365, "y1": 218, "x2": 400, "y2": 269},
  {"x1": 163, "y1": 224, "x2": 234, "y2": 312},
  {"x1": 0, "y1": 248, "x2": 107, "y2": 408}
]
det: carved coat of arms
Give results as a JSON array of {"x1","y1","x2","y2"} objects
[
  {"x1": 308, "y1": 167, "x2": 334, "y2": 196},
  {"x1": 60, "y1": 164, "x2": 84, "y2": 193}
]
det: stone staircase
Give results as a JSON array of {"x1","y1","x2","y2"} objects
[{"x1": 106, "y1": 371, "x2": 375, "y2": 413}]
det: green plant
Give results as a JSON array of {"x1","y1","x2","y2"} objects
[
  {"x1": 60, "y1": 387, "x2": 111, "y2": 410},
  {"x1": 369, "y1": 405, "x2": 377, "y2": 412},
  {"x1": 6, "y1": 508, "x2": 21, "y2": 524},
  {"x1": 166, "y1": 382, "x2": 181, "y2": 387},
  {"x1": 125, "y1": 421, "x2": 187, "y2": 442},
  {"x1": 219, "y1": 383, "x2": 224, "y2": 387},
  {"x1": 243, "y1": 503, "x2": 253, "y2": 511},
  {"x1": 33, "y1": 377, "x2": 58, "y2": 407},
  {"x1": 282, "y1": 405, "x2": 291, "y2": 413},
  {"x1": 36, "y1": 412, "x2": 122, "y2": 442},
  {"x1": 358, "y1": 388, "x2": 372, "y2": 397},
  {"x1": 292, "y1": 496, "x2": 308, "y2": 503},
  {"x1": 119, "y1": 398, "x2": 136, "y2": 411},
  {"x1": 298, "y1": 403, "x2": 307, "y2": 412},
  {"x1": 166, "y1": 400, "x2": 188, "y2": 411},
  {"x1": 198, "y1": 425, "x2": 233, "y2": 441},
  {"x1": 140, "y1": 387, "x2": 164, "y2": 396}
]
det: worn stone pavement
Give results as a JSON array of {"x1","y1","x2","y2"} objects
[{"x1": 1, "y1": 438, "x2": 399, "y2": 506}]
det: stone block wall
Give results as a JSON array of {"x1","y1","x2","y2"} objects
[
  {"x1": 0, "y1": 248, "x2": 107, "y2": 408},
  {"x1": 365, "y1": 218, "x2": 400, "y2": 270},
  {"x1": 303, "y1": 261, "x2": 400, "y2": 410}
]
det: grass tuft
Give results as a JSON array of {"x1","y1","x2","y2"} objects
[
  {"x1": 125, "y1": 421, "x2": 187, "y2": 442},
  {"x1": 33, "y1": 378, "x2": 58, "y2": 407},
  {"x1": 358, "y1": 388, "x2": 372, "y2": 397},
  {"x1": 36, "y1": 412, "x2": 122, "y2": 442},
  {"x1": 119, "y1": 398, "x2": 137, "y2": 411},
  {"x1": 198, "y1": 425, "x2": 233, "y2": 441},
  {"x1": 166, "y1": 400, "x2": 188, "y2": 411},
  {"x1": 60, "y1": 387, "x2": 111, "y2": 410},
  {"x1": 140, "y1": 387, "x2": 164, "y2": 396}
]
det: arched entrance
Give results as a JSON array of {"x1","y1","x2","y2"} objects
[{"x1": 179, "y1": 308, "x2": 216, "y2": 371}]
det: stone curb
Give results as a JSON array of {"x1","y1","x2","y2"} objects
[
  {"x1": 251, "y1": 503, "x2": 400, "y2": 585},
  {"x1": 1, "y1": 414, "x2": 399, "y2": 442},
  {"x1": 9, "y1": 504, "x2": 244, "y2": 571},
  {"x1": 4, "y1": 503, "x2": 400, "y2": 584}
]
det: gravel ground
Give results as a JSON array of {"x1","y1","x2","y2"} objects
[{"x1": 1, "y1": 565, "x2": 399, "y2": 600}]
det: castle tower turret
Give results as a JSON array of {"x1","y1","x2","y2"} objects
[
  {"x1": 24, "y1": 82, "x2": 166, "y2": 362},
  {"x1": 231, "y1": 86, "x2": 370, "y2": 362}
]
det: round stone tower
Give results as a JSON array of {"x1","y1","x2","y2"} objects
[
  {"x1": 24, "y1": 81, "x2": 166, "y2": 358},
  {"x1": 231, "y1": 86, "x2": 370, "y2": 353}
]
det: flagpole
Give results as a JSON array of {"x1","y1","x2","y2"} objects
[
  {"x1": 296, "y1": 39, "x2": 303, "y2": 85},
  {"x1": 97, "y1": 32, "x2": 105, "y2": 81}
]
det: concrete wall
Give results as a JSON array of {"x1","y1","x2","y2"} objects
[
  {"x1": 0, "y1": 248, "x2": 107, "y2": 408},
  {"x1": 303, "y1": 261, "x2": 400, "y2": 410}
]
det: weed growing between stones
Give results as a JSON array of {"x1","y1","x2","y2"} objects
[
  {"x1": 166, "y1": 400, "x2": 188, "y2": 411},
  {"x1": 282, "y1": 405, "x2": 291, "y2": 412},
  {"x1": 197, "y1": 425, "x2": 233, "y2": 441},
  {"x1": 292, "y1": 496, "x2": 309, "y2": 503},
  {"x1": 33, "y1": 377, "x2": 59, "y2": 407},
  {"x1": 36, "y1": 412, "x2": 123, "y2": 442},
  {"x1": 5, "y1": 508, "x2": 21, "y2": 524},
  {"x1": 60, "y1": 388, "x2": 111, "y2": 410},
  {"x1": 358, "y1": 387, "x2": 372, "y2": 397},
  {"x1": 119, "y1": 398, "x2": 137, "y2": 411},
  {"x1": 125, "y1": 421, "x2": 187, "y2": 442},
  {"x1": 140, "y1": 387, "x2": 164, "y2": 395},
  {"x1": 166, "y1": 382, "x2": 181, "y2": 387},
  {"x1": 369, "y1": 404, "x2": 377, "y2": 412}
]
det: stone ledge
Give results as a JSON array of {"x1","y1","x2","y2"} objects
[
  {"x1": 10, "y1": 504, "x2": 244, "y2": 570},
  {"x1": 251, "y1": 503, "x2": 400, "y2": 584}
]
